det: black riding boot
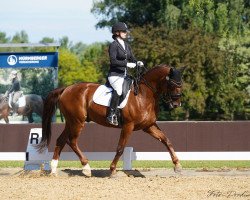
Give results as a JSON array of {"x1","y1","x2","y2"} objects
[{"x1": 107, "y1": 90, "x2": 120, "y2": 126}]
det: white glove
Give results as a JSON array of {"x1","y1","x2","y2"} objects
[
  {"x1": 137, "y1": 61, "x2": 144, "y2": 67},
  {"x1": 127, "y1": 62, "x2": 136, "y2": 68}
]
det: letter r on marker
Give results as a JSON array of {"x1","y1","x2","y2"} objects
[{"x1": 30, "y1": 133, "x2": 39, "y2": 144}]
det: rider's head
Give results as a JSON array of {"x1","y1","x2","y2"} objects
[
  {"x1": 111, "y1": 22, "x2": 128, "y2": 40},
  {"x1": 10, "y1": 70, "x2": 18, "y2": 79}
]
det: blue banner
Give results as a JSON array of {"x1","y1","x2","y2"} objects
[{"x1": 0, "y1": 52, "x2": 58, "y2": 68}]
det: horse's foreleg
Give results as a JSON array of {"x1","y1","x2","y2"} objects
[
  {"x1": 27, "y1": 113, "x2": 34, "y2": 123},
  {"x1": 110, "y1": 124, "x2": 133, "y2": 176},
  {"x1": 1, "y1": 110, "x2": 9, "y2": 123},
  {"x1": 143, "y1": 123, "x2": 182, "y2": 173}
]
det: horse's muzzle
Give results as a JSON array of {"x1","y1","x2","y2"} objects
[{"x1": 170, "y1": 101, "x2": 181, "y2": 109}]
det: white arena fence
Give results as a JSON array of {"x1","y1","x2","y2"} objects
[{"x1": 0, "y1": 128, "x2": 249, "y2": 170}]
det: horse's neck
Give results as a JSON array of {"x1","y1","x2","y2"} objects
[{"x1": 141, "y1": 66, "x2": 169, "y2": 93}]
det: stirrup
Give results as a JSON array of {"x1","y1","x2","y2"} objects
[{"x1": 107, "y1": 114, "x2": 118, "y2": 126}]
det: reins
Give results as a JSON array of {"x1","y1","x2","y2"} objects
[
  {"x1": 133, "y1": 65, "x2": 157, "y2": 95},
  {"x1": 133, "y1": 65, "x2": 183, "y2": 105},
  {"x1": 140, "y1": 76, "x2": 158, "y2": 94}
]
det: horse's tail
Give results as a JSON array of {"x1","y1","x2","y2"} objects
[{"x1": 37, "y1": 87, "x2": 66, "y2": 153}]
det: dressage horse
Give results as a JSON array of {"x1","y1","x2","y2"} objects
[
  {"x1": 0, "y1": 94, "x2": 43, "y2": 123},
  {"x1": 0, "y1": 94, "x2": 10, "y2": 123},
  {"x1": 38, "y1": 64, "x2": 185, "y2": 177}
]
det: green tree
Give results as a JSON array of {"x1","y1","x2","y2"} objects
[
  {"x1": 58, "y1": 48, "x2": 101, "y2": 86},
  {"x1": 218, "y1": 31, "x2": 250, "y2": 119},
  {"x1": 92, "y1": 0, "x2": 249, "y2": 36},
  {"x1": 185, "y1": 0, "x2": 215, "y2": 33},
  {"x1": 22, "y1": 69, "x2": 55, "y2": 98},
  {"x1": 129, "y1": 26, "x2": 208, "y2": 119},
  {"x1": 81, "y1": 43, "x2": 105, "y2": 63},
  {"x1": 0, "y1": 32, "x2": 11, "y2": 53},
  {"x1": 70, "y1": 42, "x2": 109, "y2": 83},
  {"x1": 130, "y1": 25, "x2": 247, "y2": 120},
  {"x1": 59, "y1": 36, "x2": 73, "y2": 49},
  {"x1": 91, "y1": 0, "x2": 168, "y2": 28},
  {"x1": 214, "y1": 3, "x2": 228, "y2": 37},
  {"x1": 81, "y1": 60, "x2": 102, "y2": 82},
  {"x1": 70, "y1": 42, "x2": 87, "y2": 58},
  {"x1": 11, "y1": 30, "x2": 29, "y2": 43},
  {"x1": 0, "y1": 32, "x2": 10, "y2": 43},
  {"x1": 40, "y1": 37, "x2": 56, "y2": 43}
]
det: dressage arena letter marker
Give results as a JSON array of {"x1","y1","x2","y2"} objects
[
  {"x1": 24, "y1": 128, "x2": 50, "y2": 171},
  {"x1": 30, "y1": 133, "x2": 39, "y2": 145}
]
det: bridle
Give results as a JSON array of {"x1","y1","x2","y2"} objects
[
  {"x1": 134, "y1": 66, "x2": 182, "y2": 106},
  {"x1": 162, "y1": 77, "x2": 182, "y2": 105}
]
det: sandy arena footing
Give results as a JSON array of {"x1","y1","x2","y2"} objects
[{"x1": 0, "y1": 168, "x2": 249, "y2": 200}]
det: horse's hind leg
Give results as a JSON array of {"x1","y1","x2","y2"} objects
[
  {"x1": 143, "y1": 123, "x2": 182, "y2": 173},
  {"x1": 66, "y1": 123, "x2": 91, "y2": 177},
  {"x1": 51, "y1": 126, "x2": 69, "y2": 174},
  {"x1": 4, "y1": 117, "x2": 9, "y2": 124}
]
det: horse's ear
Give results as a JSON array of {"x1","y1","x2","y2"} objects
[
  {"x1": 170, "y1": 67, "x2": 174, "y2": 74},
  {"x1": 179, "y1": 66, "x2": 187, "y2": 74},
  {"x1": 167, "y1": 67, "x2": 174, "y2": 79}
]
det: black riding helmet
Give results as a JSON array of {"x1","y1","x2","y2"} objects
[{"x1": 112, "y1": 22, "x2": 128, "y2": 33}]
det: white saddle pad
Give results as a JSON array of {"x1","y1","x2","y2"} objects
[
  {"x1": 17, "y1": 96, "x2": 26, "y2": 107},
  {"x1": 8, "y1": 93, "x2": 26, "y2": 108},
  {"x1": 93, "y1": 85, "x2": 130, "y2": 109}
]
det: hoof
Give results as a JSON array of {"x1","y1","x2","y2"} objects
[
  {"x1": 109, "y1": 170, "x2": 117, "y2": 178},
  {"x1": 49, "y1": 172, "x2": 58, "y2": 177},
  {"x1": 109, "y1": 173, "x2": 118, "y2": 179},
  {"x1": 82, "y1": 163, "x2": 92, "y2": 177},
  {"x1": 174, "y1": 163, "x2": 182, "y2": 174}
]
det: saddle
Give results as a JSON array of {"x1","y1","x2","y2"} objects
[
  {"x1": 106, "y1": 75, "x2": 133, "y2": 105},
  {"x1": 93, "y1": 75, "x2": 133, "y2": 126},
  {"x1": 8, "y1": 91, "x2": 26, "y2": 109},
  {"x1": 93, "y1": 75, "x2": 133, "y2": 108}
]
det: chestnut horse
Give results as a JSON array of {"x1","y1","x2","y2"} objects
[
  {"x1": 0, "y1": 94, "x2": 43, "y2": 123},
  {"x1": 0, "y1": 94, "x2": 10, "y2": 123},
  {"x1": 38, "y1": 64, "x2": 185, "y2": 177}
]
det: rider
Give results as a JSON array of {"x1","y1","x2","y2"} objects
[
  {"x1": 5, "y1": 70, "x2": 22, "y2": 113},
  {"x1": 107, "y1": 22, "x2": 143, "y2": 126}
]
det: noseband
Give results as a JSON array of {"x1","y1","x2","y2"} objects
[{"x1": 162, "y1": 77, "x2": 182, "y2": 105}]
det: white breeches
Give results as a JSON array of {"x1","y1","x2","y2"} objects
[{"x1": 108, "y1": 76, "x2": 124, "y2": 96}]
